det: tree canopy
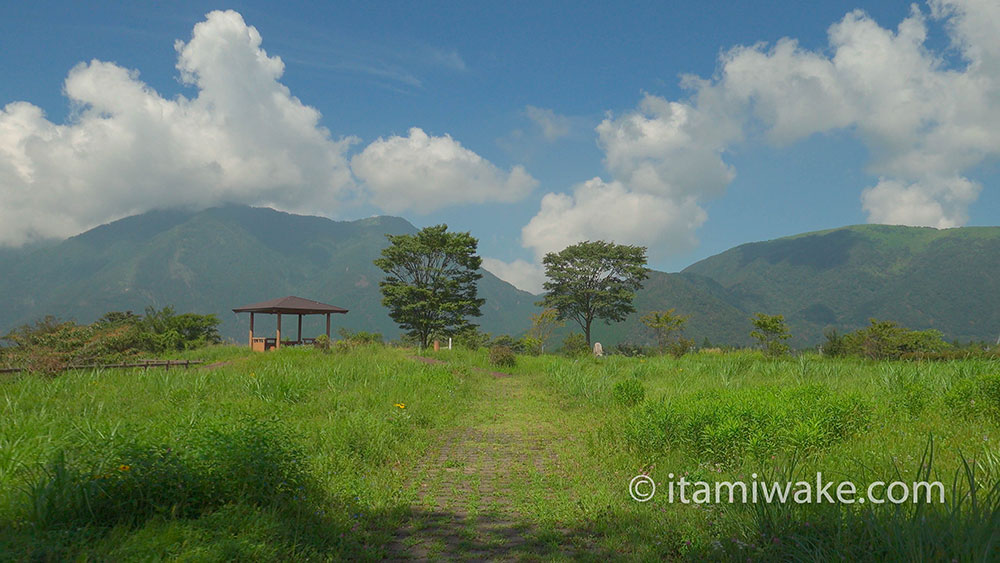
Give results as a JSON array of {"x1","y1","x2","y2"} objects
[
  {"x1": 750, "y1": 313, "x2": 791, "y2": 356},
  {"x1": 538, "y1": 240, "x2": 648, "y2": 345},
  {"x1": 374, "y1": 225, "x2": 485, "y2": 348}
]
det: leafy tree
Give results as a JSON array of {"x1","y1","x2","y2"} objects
[
  {"x1": 833, "y1": 319, "x2": 950, "y2": 360},
  {"x1": 527, "y1": 307, "x2": 564, "y2": 353},
  {"x1": 538, "y1": 240, "x2": 649, "y2": 346},
  {"x1": 374, "y1": 225, "x2": 485, "y2": 349},
  {"x1": 640, "y1": 309, "x2": 689, "y2": 354},
  {"x1": 750, "y1": 313, "x2": 791, "y2": 356},
  {"x1": 140, "y1": 306, "x2": 221, "y2": 351}
]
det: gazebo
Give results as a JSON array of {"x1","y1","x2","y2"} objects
[{"x1": 233, "y1": 296, "x2": 348, "y2": 351}]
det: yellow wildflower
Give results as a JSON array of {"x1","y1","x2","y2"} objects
[
  {"x1": 118, "y1": 464, "x2": 131, "y2": 472},
  {"x1": 394, "y1": 403, "x2": 406, "y2": 409}
]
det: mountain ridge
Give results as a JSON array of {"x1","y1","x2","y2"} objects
[{"x1": 1, "y1": 208, "x2": 997, "y2": 347}]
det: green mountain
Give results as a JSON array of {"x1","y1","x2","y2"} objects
[
  {"x1": 548, "y1": 224, "x2": 1000, "y2": 350},
  {"x1": 679, "y1": 224, "x2": 1000, "y2": 346},
  {"x1": 2, "y1": 211, "x2": 997, "y2": 349},
  {"x1": 0, "y1": 206, "x2": 539, "y2": 342}
]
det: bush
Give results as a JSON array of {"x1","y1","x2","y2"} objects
[
  {"x1": 614, "y1": 342, "x2": 650, "y2": 357},
  {"x1": 560, "y1": 333, "x2": 590, "y2": 357},
  {"x1": 518, "y1": 336, "x2": 542, "y2": 356},
  {"x1": 313, "y1": 334, "x2": 331, "y2": 352},
  {"x1": 488, "y1": 345, "x2": 516, "y2": 368},
  {"x1": 613, "y1": 378, "x2": 646, "y2": 407},
  {"x1": 1, "y1": 307, "x2": 221, "y2": 373},
  {"x1": 667, "y1": 337, "x2": 694, "y2": 358},
  {"x1": 826, "y1": 319, "x2": 951, "y2": 360},
  {"x1": 453, "y1": 326, "x2": 491, "y2": 350},
  {"x1": 490, "y1": 334, "x2": 521, "y2": 352},
  {"x1": 337, "y1": 328, "x2": 383, "y2": 345}
]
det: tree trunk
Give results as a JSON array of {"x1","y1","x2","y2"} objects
[{"x1": 584, "y1": 321, "x2": 592, "y2": 347}]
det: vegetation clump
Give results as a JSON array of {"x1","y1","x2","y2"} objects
[
  {"x1": 1, "y1": 307, "x2": 220, "y2": 374},
  {"x1": 559, "y1": 333, "x2": 591, "y2": 357},
  {"x1": 823, "y1": 319, "x2": 953, "y2": 360},
  {"x1": 750, "y1": 313, "x2": 791, "y2": 357},
  {"x1": 488, "y1": 344, "x2": 516, "y2": 368},
  {"x1": 612, "y1": 378, "x2": 645, "y2": 407}
]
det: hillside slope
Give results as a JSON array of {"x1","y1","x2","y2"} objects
[
  {"x1": 0, "y1": 206, "x2": 538, "y2": 342},
  {"x1": 682, "y1": 224, "x2": 1000, "y2": 346}
]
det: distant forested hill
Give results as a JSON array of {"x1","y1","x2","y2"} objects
[
  {"x1": 1, "y1": 210, "x2": 997, "y2": 348},
  {"x1": 0, "y1": 206, "x2": 538, "y2": 342},
  {"x1": 679, "y1": 224, "x2": 1000, "y2": 347}
]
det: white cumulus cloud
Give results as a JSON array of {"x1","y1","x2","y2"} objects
[
  {"x1": 703, "y1": 1, "x2": 1000, "y2": 226},
  {"x1": 509, "y1": 0, "x2": 1000, "y2": 286},
  {"x1": 351, "y1": 127, "x2": 538, "y2": 214},
  {"x1": 522, "y1": 178, "x2": 706, "y2": 260},
  {"x1": 0, "y1": 10, "x2": 357, "y2": 246}
]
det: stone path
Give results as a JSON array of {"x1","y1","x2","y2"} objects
[{"x1": 387, "y1": 364, "x2": 604, "y2": 561}]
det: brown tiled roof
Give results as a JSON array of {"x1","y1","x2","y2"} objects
[{"x1": 232, "y1": 296, "x2": 349, "y2": 315}]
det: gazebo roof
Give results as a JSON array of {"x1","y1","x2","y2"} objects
[{"x1": 232, "y1": 296, "x2": 349, "y2": 315}]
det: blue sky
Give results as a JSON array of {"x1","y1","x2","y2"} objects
[{"x1": 2, "y1": 1, "x2": 998, "y2": 292}]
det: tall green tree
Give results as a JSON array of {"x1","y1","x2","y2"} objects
[
  {"x1": 374, "y1": 225, "x2": 485, "y2": 348},
  {"x1": 750, "y1": 313, "x2": 791, "y2": 356},
  {"x1": 538, "y1": 240, "x2": 648, "y2": 346}
]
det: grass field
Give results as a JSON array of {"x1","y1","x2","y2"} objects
[{"x1": 2, "y1": 345, "x2": 999, "y2": 560}]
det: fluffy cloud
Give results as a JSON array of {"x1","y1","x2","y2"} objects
[
  {"x1": 501, "y1": 95, "x2": 732, "y2": 281},
  {"x1": 0, "y1": 10, "x2": 357, "y2": 245},
  {"x1": 485, "y1": 177, "x2": 706, "y2": 291},
  {"x1": 596, "y1": 94, "x2": 737, "y2": 200},
  {"x1": 525, "y1": 106, "x2": 571, "y2": 141},
  {"x1": 705, "y1": 1, "x2": 1000, "y2": 226},
  {"x1": 508, "y1": 0, "x2": 1000, "y2": 285},
  {"x1": 861, "y1": 176, "x2": 981, "y2": 228},
  {"x1": 522, "y1": 178, "x2": 706, "y2": 260},
  {"x1": 0, "y1": 10, "x2": 527, "y2": 246},
  {"x1": 351, "y1": 127, "x2": 537, "y2": 214}
]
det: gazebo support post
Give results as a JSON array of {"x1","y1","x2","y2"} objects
[
  {"x1": 297, "y1": 314, "x2": 303, "y2": 344},
  {"x1": 276, "y1": 313, "x2": 282, "y2": 350},
  {"x1": 249, "y1": 313, "x2": 255, "y2": 348},
  {"x1": 326, "y1": 314, "x2": 331, "y2": 338}
]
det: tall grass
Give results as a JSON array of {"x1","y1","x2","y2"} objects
[{"x1": 0, "y1": 345, "x2": 482, "y2": 560}]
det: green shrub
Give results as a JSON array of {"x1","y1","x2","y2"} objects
[
  {"x1": 829, "y1": 319, "x2": 951, "y2": 360},
  {"x1": 2, "y1": 307, "x2": 221, "y2": 373},
  {"x1": 613, "y1": 378, "x2": 646, "y2": 407},
  {"x1": 451, "y1": 326, "x2": 491, "y2": 350},
  {"x1": 337, "y1": 327, "x2": 383, "y2": 345},
  {"x1": 488, "y1": 345, "x2": 516, "y2": 368},
  {"x1": 667, "y1": 337, "x2": 695, "y2": 358},
  {"x1": 614, "y1": 342, "x2": 650, "y2": 357},
  {"x1": 313, "y1": 334, "x2": 331, "y2": 352},
  {"x1": 560, "y1": 333, "x2": 590, "y2": 357},
  {"x1": 518, "y1": 336, "x2": 542, "y2": 356}
]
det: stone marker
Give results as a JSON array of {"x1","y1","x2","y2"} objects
[{"x1": 593, "y1": 342, "x2": 603, "y2": 357}]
